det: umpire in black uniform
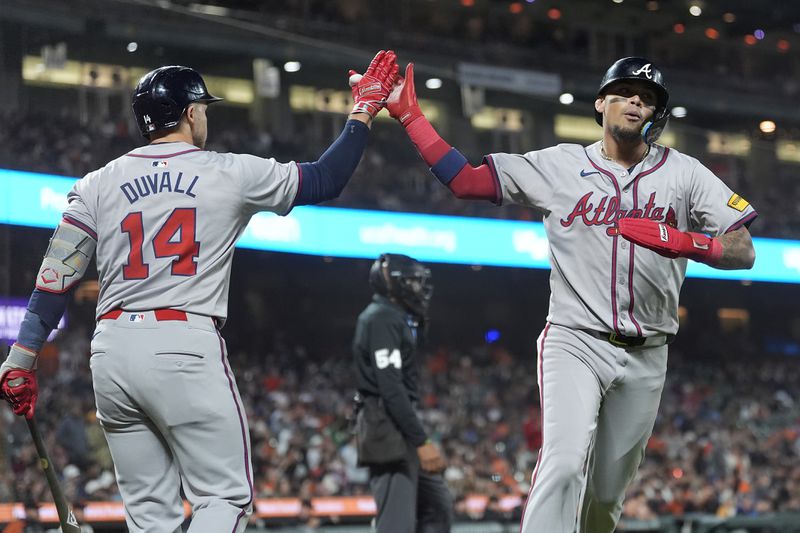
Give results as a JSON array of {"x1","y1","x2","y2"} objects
[{"x1": 353, "y1": 253, "x2": 453, "y2": 533}]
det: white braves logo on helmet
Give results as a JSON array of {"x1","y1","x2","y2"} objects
[{"x1": 632, "y1": 64, "x2": 653, "y2": 79}]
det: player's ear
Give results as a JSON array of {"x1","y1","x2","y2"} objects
[
  {"x1": 185, "y1": 103, "x2": 197, "y2": 124},
  {"x1": 594, "y1": 96, "x2": 606, "y2": 115}
]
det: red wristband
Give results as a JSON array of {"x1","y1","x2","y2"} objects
[
  {"x1": 685, "y1": 232, "x2": 723, "y2": 265},
  {"x1": 404, "y1": 115, "x2": 451, "y2": 166}
]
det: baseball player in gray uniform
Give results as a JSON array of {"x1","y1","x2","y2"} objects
[
  {"x1": 386, "y1": 57, "x2": 757, "y2": 532},
  {"x1": 0, "y1": 51, "x2": 398, "y2": 532}
]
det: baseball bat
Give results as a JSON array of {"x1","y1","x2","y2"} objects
[{"x1": 26, "y1": 417, "x2": 82, "y2": 532}]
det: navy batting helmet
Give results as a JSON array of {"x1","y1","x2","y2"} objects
[
  {"x1": 369, "y1": 254, "x2": 433, "y2": 319},
  {"x1": 131, "y1": 66, "x2": 223, "y2": 138},
  {"x1": 595, "y1": 57, "x2": 669, "y2": 127}
]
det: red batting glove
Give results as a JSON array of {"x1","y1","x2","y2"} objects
[
  {"x1": 618, "y1": 218, "x2": 723, "y2": 265},
  {"x1": 387, "y1": 63, "x2": 424, "y2": 127},
  {"x1": 349, "y1": 50, "x2": 399, "y2": 118},
  {"x1": 1, "y1": 368, "x2": 39, "y2": 419}
]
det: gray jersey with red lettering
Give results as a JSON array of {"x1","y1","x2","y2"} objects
[
  {"x1": 489, "y1": 141, "x2": 757, "y2": 336},
  {"x1": 62, "y1": 141, "x2": 299, "y2": 319}
]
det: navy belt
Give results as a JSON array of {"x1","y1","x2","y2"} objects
[{"x1": 584, "y1": 330, "x2": 673, "y2": 348}]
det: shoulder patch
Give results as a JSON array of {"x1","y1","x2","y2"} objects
[{"x1": 727, "y1": 193, "x2": 750, "y2": 212}]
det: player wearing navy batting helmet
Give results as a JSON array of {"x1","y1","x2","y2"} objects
[{"x1": 384, "y1": 55, "x2": 757, "y2": 533}]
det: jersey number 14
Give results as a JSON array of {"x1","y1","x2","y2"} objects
[{"x1": 121, "y1": 208, "x2": 200, "y2": 279}]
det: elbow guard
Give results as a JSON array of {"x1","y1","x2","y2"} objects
[{"x1": 35, "y1": 222, "x2": 96, "y2": 294}]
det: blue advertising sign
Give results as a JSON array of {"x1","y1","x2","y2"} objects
[{"x1": 1, "y1": 169, "x2": 795, "y2": 283}]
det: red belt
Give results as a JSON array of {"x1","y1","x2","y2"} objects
[{"x1": 98, "y1": 309, "x2": 188, "y2": 321}]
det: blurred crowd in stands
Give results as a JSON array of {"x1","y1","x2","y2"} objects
[
  {"x1": 1, "y1": 320, "x2": 798, "y2": 525},
  {"x1": 0, "y1": 96, "x2": 796, "y2": 527},
  {"x1": 0, "y1": 110, "x2": 794, "y2": 238},
  {"x1": 225, "y1": 0, "x2": 800, "y2": 96}
]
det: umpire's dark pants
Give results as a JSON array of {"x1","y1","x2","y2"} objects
[{"x1": 369, "y1": 441, "x2": 453, "y2": 533}]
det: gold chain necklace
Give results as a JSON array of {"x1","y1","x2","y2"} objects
[{"x1": 600, "y1": 141, "x2": 650, "y2": 167}]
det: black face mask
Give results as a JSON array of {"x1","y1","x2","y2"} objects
[
  {"x1": 394, "y1": 272, "x2": 434, "y2": 319},
  {"x1": 369, "y1": 254, "x2": 434, "y2": 319}
]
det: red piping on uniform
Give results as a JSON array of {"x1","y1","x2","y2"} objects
[
  {"x1": 625, "y1": 148, "x2": 670, "y2": 336},
  {"x1": 288, "y1": 162, "x2": 303, "y2": 210},
  {"x1": 632, "y1": 147, "x2": 669, "y2": 181},
  {"x1": 586, "y1": 156, "x2": 623, "y2": 335},
  {"x1": 627, "y1": 179, "x2": 644, "y2": 337},
  {"x1": 726, "y1": 211, "x2": 758, "y2": 233},
  {"x1": 295, "y1": 161, "x2": 303, "y2": 201},
  {"x1": 125, "y1": 148, "x2": 201, "y2": 159},
  {"x1": 215, "y1": 330, "x2": 254, "y2": 532},
  {"x1": 519, "y1": 322, "x2": 551, "y2": 533},
  {"x1": 483, "y1": 155, "x2": 504, "y2": 206},
  {"x1": 62, "y1": 215, "x2": 98, "y2": 240}
]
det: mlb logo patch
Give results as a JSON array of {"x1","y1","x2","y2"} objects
[
  {"x1": 129, "y1": 313, "x2": 146, "y2": 323},
  {"x1": 152, "y1": 160, "x2": 168, "y2": 168}
]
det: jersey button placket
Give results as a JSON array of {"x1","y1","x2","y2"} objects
[{"x1": 615, "y1": 249, "x2": 630, "y2": 330}]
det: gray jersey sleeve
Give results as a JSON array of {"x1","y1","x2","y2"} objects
[
  {"x1": 688, "y1": 160, "x2": 757, "y2": 235},
  {"x1": 489, "y1": 146, "x2": 567, "y2": 211},
  {"x1": 488, "y1": 144, "x2": 586, "y2": 213},
  {"x1": 63, "y1": 171, "x2": 99, "y2": 236},
  {"x1": 231, "y1": 154, "x2": 300, "y2": 217}
]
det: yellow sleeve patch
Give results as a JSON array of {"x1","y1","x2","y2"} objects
[{"x1": 727, "y1": 193, "x2": 750, "y2": 212}]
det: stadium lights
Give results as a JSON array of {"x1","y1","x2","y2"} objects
[
  {"x1": 126, "y1": 42, "x2": 138, "y2": 53},
  {"x1": 671, "y1": 107, "x2": 687, "y2": 118},
  {"x1": 283, "y1": 61, "x2": 301, "y2": 73},
  {"x1": 425, "y1": 78, "x2": 443, "y2": 90},
  {"x1": 558, "y1": 92, "x2": 574, "y2": 105},
  {"x1": 759, "y1": 120, "x2": 776, "y2": 134}
]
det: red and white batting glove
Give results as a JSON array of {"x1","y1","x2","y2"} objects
[
  {"x1": 618, "y1": 218, "x2": 722, "y2": 265},
  {"x1": 387, "y1": 63, "x2": 424, "y2": 127},
  {"x1": 348, "y1": 50, "x2": 399, "y2": 119},
  {"x1": 1, "y1": 344, "x2": 39, "y2": 420},
  {"x1": 1, "y1": 367, "x2": 39, "y2": 420}
]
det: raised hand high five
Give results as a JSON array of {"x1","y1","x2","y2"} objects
[
  {"x1": 349, "y1": 50, "x2": 399, "y2": 119},
  {"x1": 387, "y1": 63, "x2": 423, "y2": 127}
]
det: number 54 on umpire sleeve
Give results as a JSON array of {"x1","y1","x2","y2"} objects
[{"x1": 374, "y1": 348, "x2": 402, "y2": 369}]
